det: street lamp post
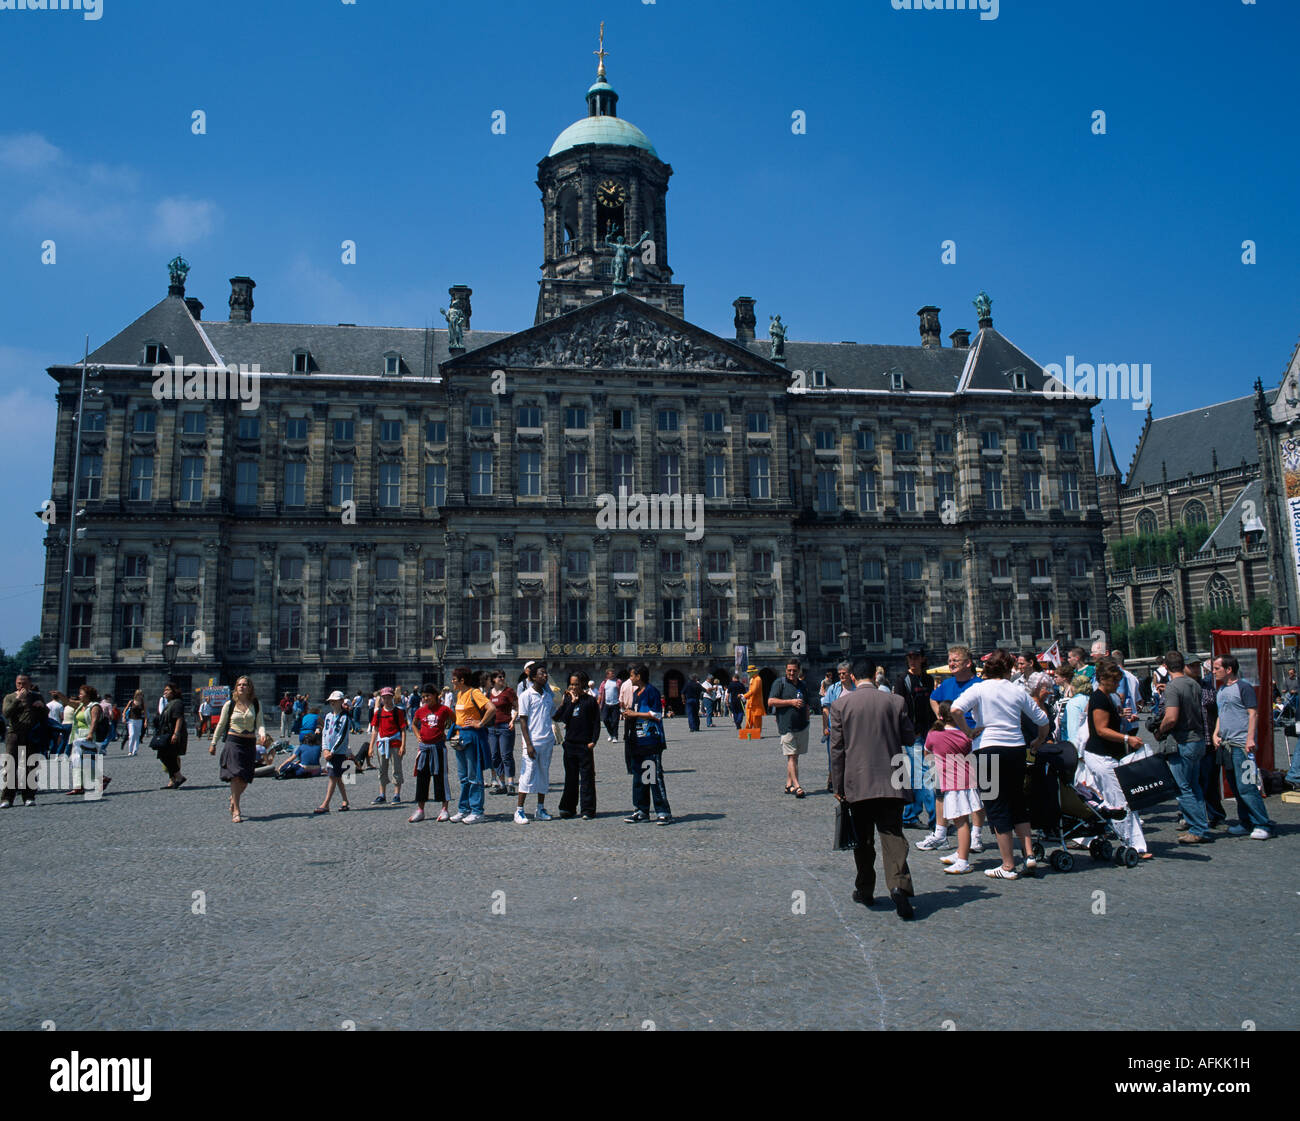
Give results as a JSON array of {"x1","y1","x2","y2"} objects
[
  {"x1": 162, "y1": 639, "x2": 180, "y2": 676},
  {"x1": 838, "y1": 629, "x2": 851, "y2": 662},
  {"x1": 431, "y1": 633, "x2": 445, "y2": 687},
  {"x1": 55, "y1": 341, "x2": 101, "y2": 692}
]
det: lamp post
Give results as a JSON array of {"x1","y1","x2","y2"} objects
[
  {"x1": 839, "y1": 629, "x2": 851, "y2": 662},
  {"x1": 55, "y1": 341, "x2": 102, "y2": 691},
  {"x1": 162, "y1": 639, "x2": 179, "y2": 675},
  {"x1": 431, "y1": 632, "x2": 445, "y2": 687}
]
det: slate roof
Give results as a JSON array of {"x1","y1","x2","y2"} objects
[
  {"x1": 82, "y1": 295, "x2": 221, "y2": 367},
  {"x1": 201, "y1": 321, "x2": 511, "y2": 377},
  {"x1": 959, "y1": 327, "x2": 1057, "y2": 393},
  {"x1": 745, "y1": 339, "x2": 967, "y2": 393},
  {"x1": 1126, "y1": 396, "x2": 1258, "y2": 487},
  {"x1": 73, "y1": 294, "x2": 511, "y2": 378},
  {"x1": 1200, "y1": 479, "x2": 1264, "y2": 553}
]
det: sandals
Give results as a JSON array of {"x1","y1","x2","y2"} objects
[
  {"x1": 784, "y1": 784, "x2": 795, "y2": 795},
  {"x1": 231, "y1": 810, "x2": 244, "y2": 824},
  {"x1": 793, "y1": 787, "x2": 806, "y2": 799},
  {"x1": 339, "y1": 803, "x2": 350, "y2": 812},
  {"x1": 984, "y1": 866, "x2": 1019, "y2": 880},
  {"x1": 313, "y1": 806, "x2": 330, "y2": 815}
]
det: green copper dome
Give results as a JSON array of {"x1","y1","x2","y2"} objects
[
  {"x1": 546, "y1": 63, "x2": 659, "y2": 159},
  {"x1": 548, "y1": 115, "x2": 658, "y2": 158}
]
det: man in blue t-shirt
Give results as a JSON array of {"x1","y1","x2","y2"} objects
[{"x1": 920, "y1": 646, "x2": 987, "y2": 853}]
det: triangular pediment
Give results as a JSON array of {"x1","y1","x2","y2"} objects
[{"x1": 441, "y1": 293, "x2": 784, "y2": 376}]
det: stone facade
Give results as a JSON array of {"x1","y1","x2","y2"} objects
[{"x1": 36, "y1": 61, "x2": 1108, "y2": 706}]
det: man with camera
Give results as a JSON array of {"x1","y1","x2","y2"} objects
[{"x1": 1156, "y1": 651, "x2": 1213, "y2": 844}]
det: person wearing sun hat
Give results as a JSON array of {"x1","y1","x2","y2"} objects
[
  {"x1": 740, "y1": 665, "x2": 765, "y2": 740},
  {"x1": 368, "y1": 686, "x2": 407, "y2": 804},
  {"x1": 314, "y1": 690, "x2": 352, "y2": 813}
]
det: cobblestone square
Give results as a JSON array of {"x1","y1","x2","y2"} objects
[{"x1": 2, "y1": 722, "x2": 1296, "y2": 1031}]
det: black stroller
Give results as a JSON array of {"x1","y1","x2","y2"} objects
[{"x1": 1028, "y1": 740, "x2": 1141, "y2": 871}]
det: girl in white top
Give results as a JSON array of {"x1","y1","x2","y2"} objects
[{"x1": 950, "y1": 650, "x2": 1049, "y2": 879}]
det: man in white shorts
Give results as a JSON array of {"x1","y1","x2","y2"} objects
[{"x1": 515, "y1": 662, "x2": 557, "y2": 823}]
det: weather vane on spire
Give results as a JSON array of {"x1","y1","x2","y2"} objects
[{"x1": 594, "y1": 20, "x2": 609, "y2": 79}]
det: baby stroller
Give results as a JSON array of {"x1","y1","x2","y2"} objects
[{"x1": 1028, "y1": 740, "x2": 1140, "y2": 871}]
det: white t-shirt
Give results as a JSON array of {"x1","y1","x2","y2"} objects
[
  {"x1": 517, "y1": 684, "x2": 557, "y2": 747},
  {"x1": 601, "y1": 679, "x2": 620, "y2": 704},
  {"x1": 951, "y1": 678, "x2": 1049, "y2": 749},
  {"x1": 47, "y1": 699, "x2": 64, "y2": 722}
]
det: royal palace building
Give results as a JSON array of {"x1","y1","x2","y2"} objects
[{"x1": 37, "y1": 55, "x2": 1108, "y2": 706}]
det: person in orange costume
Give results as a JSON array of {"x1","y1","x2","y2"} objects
[{"x1": 740, "y1": 666, "x2": 765, "y2": 740}]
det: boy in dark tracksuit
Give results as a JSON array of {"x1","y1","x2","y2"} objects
[{"x1": 556, "y1": 675, "x2": 601, "y2": 818}]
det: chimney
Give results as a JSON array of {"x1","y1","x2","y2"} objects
[
  {"x1": 949, "y1": 328, "x2": 971, "y2": 350},
  {"x1": 228, "y1": 276, "x2": 255, "y2": 323},
  {"x1": 184, "y1": 297, "x2": 205, "y2": 320},
  {"x1": 917, "y1": 306, "x2": 942, "y2": 348},
  {"x1": 733, "y1": 296, "x2": 757, "y2": 343},
  {"x1": 448, "y1": 284, "x2": 472, "y2": 329}
]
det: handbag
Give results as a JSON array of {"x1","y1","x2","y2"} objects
[
  {"x1": 833, "y1": 801, "x2": 859, "y2": 852},
  {"x1": 1115, "y1": 753, "x2": 1179, "y2": 811}
]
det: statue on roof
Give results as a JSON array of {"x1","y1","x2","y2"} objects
[
  {"x1": 440, "y1": 302, "x2": 466, "y2": 350},
  {"x1": 769, "y1": 315, "x2": 787, "y2": 362},
  {"x1": 168, "y1": 255, "x2": 190, "y2": 287},
  {"x1": 604, "y1": 227, "x2": 651, "y2": 288},
  {"x1": 973, "y1": 291, "x2": 992, "y2": 321}
]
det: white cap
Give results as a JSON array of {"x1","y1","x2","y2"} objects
[{"x1": 328, "y1": 690, "x2": 346, "y2": 701}]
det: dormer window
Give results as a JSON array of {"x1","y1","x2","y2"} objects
[
  {"x1": 143, "y1": 341, "x2": 164, "y2": 366},
  {"x1": 812, "y1": 369, "x2": 826, "y2": 388},
  {"x1": 890, "y1": 371, "x2": 905, "y2": 391},
  {"x1": 1008, "y1": 367, "x2": 1027, "y2": 390},
  {"x1": 383, "y1": 351, "x2": 401, "y2": 376},
  {"x1": 292, "y1": 350, "x2": 310, "y2": 374}
]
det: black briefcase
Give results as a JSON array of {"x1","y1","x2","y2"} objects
[
  {"x1": 1116, "y1": 753, "x2": 1179, "y2": 811},
  {"x1": 833, "y1": 801, "x2": 859, "y2": 852}
]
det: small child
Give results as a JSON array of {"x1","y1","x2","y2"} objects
[
  {"x1": 409, "y1": 683, "x2": 453, "y2": 823},
  {"x1": 314, "y1": 691, "x2": 351, "y2": 813},
  {"x1": 925, "y1": 703, "x2": 984, "y2": 875}
]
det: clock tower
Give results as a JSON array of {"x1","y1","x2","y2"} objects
[{"x1": 535, "y1": 29, "x2": 683, "y2": 324}]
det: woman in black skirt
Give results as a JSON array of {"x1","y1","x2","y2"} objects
[{"x1": 208, "y1": 676, "x2": 269, "y2": 823}]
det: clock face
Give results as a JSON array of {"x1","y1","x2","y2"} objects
[{"x1": 596, "y1": 179, "x2": 626, "y2": 208}]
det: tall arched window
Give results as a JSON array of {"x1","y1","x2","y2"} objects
[
  {"x1": 1205, "y1": 573, "x2": 1234, "y2": 610},
  {"x1": 1136, "y1": 508, "x2": 1159, "y2": 536},
  {"x1": 1109, "y1": 595, "x2": 1128, "y2": 628},
  {"x1": 1152, "y1": 589, "x2": 1175, "y2": 621},
  {"x1": 1182, "y1": 499, "x2": 1207, "y2": 526}
]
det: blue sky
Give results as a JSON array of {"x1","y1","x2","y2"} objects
[{"x1": 0, "y1": 0, "x2": 1297, "y2": 650}]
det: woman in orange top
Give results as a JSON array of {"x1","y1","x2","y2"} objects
[{"x1": 740, "y1": 667, "x2": 765, "y2": 739}]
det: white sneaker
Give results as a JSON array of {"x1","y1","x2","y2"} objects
[
  {"x1": 0, "y1": 800, "x2": 11, "y2": 809},
  {"x1": 939, "y1": 852, "x2": 965, "y2": 865},
  {"x1": 535, "y1": 806, "x2": 553, "y2": 821},
  {"x1": 1250, "y1": 827, "x2": 1271, "y2": 840},
  {"x1": 407, "y1": 809, "x2": 425, "y2": 823},
  {"x1": 449, "y1": 811, "x2": 465, "y2": 822},
  {"x1": 969, "y1": 837, "x2": 985, "y2": 853},
  {"x1": 461, "y1": 813, "x2": 482, "y2": 824},
  {"x1": 944, "y1": 858, "x2": 973, "y2": 874},
  {"x1": 513, "y1": 808, "x2": 530, "y2": 824},
  {"x1": 435, "y1": 809, "x2": 450, "y2": 822},
  {"x1": 916, "y1": 831, "x2": 949, "y2": 851}
]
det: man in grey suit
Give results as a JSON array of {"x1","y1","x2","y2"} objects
[{"x1": 829, "y1": 662, "x2": 917, "y2": 920}]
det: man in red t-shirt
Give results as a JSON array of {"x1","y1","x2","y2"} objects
[
  {"x1": 409, "y1": 682, "x2": 453, "y2": 823},
  {"x1": 368, "y1": 687, "x2": 407, "y2": 804}
]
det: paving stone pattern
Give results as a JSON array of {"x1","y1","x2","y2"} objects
[{"x1": 2, "y1": 722, "x2": 1297, "y2": 1030}]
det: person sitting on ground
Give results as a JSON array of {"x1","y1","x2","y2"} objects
[{"x1": 276, "y1": 734, "x2": 324, "y2": 779}]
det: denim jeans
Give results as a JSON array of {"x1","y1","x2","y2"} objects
[
  {"x1": 631, "y1": 751, "x2": 670, "y2": 815},
  {"x1": 685, "y1": 700, "x2": 699, "y2": 732},
  {"x1": 1166, "y1": 739, "x2": 1210, "y2": 837},
  {"x1": 1223, "y1": 745, "x2": 1275, "y2": 832},
  {"x1": 487, "y1": 722, "x2": 515, "y2": 780},
  {"x1": 900, "y1": 738, "x2": 936, "y2": 824},
  {"x1": 1287, "y1": 739, "x2": 1300, "y2": 787},
  {"x1": 1199, "y1": 746, "x2": 1227, "y2": 824},
  {"x1": 453, "y1": 729, "x2": 485, "y2": 816},
  {"x1": 703, "y1": 697, "x2": 714, "y2": 726}
]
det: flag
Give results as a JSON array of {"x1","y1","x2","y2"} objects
[{"x1": 1038, "y1": 641, "x2": 1061, "y2": 667}]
